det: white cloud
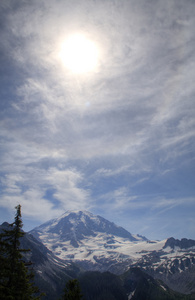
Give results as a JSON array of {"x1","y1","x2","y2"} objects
[{"x1": 0, "y1": 160, "x2": 91, "y2": 221}]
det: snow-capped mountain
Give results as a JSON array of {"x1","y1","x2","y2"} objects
[
  {"x1": 30, "y1": 210, "x2": 195, "y2": 294},
  {"x1": 31, "y1": 210, "x2": 142, "y2": 244},
  {"x1": 30, "y1": 210, "x2": 147, "y2": 272}
]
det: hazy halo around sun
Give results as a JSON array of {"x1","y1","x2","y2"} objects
[{"x1": 60, "y1": 34, "x2": 99, "y2": 74}]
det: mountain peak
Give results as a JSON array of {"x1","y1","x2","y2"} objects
[
  {"x1": 56, "y1": 210, "x2": 97, "y2": 223},
  {"x1": 59, "y1": 210, "x2": 92, "y2": 217},
  {"x1": 30, "y1": 210, "x2": 144, "y2": 262},
  {"x1": 31, "y1": 210, "x2": 138, "y2": 243}
]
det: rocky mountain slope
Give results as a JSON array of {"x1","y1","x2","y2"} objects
[
  {"x1": 133, "y1": 237, "x2": 195, "y2": 294},
  {"x1": 30, "y1": 210, "x2": 195, "y2": 294},
  {"x1": 0, "y1": 222, "x2": 81, "y2": 300}
]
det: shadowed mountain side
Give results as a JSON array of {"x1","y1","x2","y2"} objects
[
  {"x1": 0, "y1": 222, "x2": 81, "y2": 300},
  {"x1": 78, "y1": 268, "x2": 195, "y2": 300}
]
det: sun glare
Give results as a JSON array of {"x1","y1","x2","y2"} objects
[{"x1": 60, "y1": 34, "x2": 99, "y2": 74}]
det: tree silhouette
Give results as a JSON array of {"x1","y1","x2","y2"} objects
[
  {"x1": 0, "y1": 205, "x2": 42, "y2": 299},
  {"x1": 61, "y1": 279, "x2": 84, "y2": 300}
]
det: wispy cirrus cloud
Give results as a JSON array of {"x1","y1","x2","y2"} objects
[{"x1": 0, "y1": 0, "x2": 194, "y2": 238}]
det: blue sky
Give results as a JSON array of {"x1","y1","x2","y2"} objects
[{"x1": 0, "y1": 0, "x2": 194, "y2": 240}]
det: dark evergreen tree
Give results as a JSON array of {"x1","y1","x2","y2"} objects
[
  {"x1": 0, "y1": 205, "x2": 43, "y2": 300},
  {"x1": 61, "y1": 279, "x2": 84, "y2": 300}
]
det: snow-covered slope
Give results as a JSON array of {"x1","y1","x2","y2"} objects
[
  {"x1": 30, "y1": 210, "x2": 148, "y2": 271},
  {"x1": 31, "y1": 210, "x2": 140, "y2": 243}
]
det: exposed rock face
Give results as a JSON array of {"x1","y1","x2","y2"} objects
[{"x1": 163, "y1": 237, "x2": 195, "y2": 250}]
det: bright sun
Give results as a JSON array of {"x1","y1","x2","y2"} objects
[{"x1": 60, "y1": 34, "x2": 99, "y2": 74}]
